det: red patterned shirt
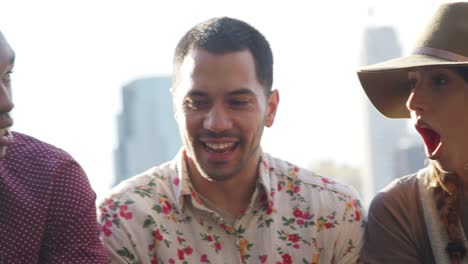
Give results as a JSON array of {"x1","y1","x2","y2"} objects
[
  {"x1": 100, "y1": 150, "x2": 364, "y2": 264},
  {"x1": 0, "y1": 132, "x2": 107, "y2": 263}
]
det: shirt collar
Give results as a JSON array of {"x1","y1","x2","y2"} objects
[{"x1": 172, "y1": 148, "x2": 275, "y2": 211}]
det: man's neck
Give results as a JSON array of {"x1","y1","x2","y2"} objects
[{"x1": 188, "y1": 165, "x2": 259, "y2": 218}]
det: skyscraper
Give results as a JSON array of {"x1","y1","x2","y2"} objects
[
  {"x1": 393, "y1": 134, "x2": 426, "y2": 178},
  {"x1": 114, "y1": 76, "x2": 181, "y2": 186},
  {"x1": 360, "y1": 26, "x2": 408, "y2": 205}
]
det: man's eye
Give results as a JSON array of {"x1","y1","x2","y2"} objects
[
  {"x1": 2, "y1": 70, "x2": 13, "y2": 83},
  {"x1": 229, "y1": 99, "x2": 249, "y2": 107},
  {"x1": 184, "y1": 98, "x2": 208, "y2": 109}
]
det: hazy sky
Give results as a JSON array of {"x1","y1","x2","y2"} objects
[{"x1": 0, "y1": 0, "x2": 446, "y2": 201}]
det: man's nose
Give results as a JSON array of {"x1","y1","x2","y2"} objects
[
  {"x1": 203, "y1": 103, "x2": 233, "y2": 133},
  {"x1": 0, "y1": 84, "x2": 14, "y2": 114}
]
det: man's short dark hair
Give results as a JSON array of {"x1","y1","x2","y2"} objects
[{"x1": 172, "y1": 17, "x2": 273, "y2": 94}]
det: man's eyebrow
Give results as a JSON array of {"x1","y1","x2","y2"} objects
[
  {"x1": 228, "y1": 88, "x2": 255, "y2": 96},
  {"x1": 186, "y1": 90, "x2": 208, "y2": 97},
  {"x1": 185, "y1": 88, "x2": 256, "y2": 97}
]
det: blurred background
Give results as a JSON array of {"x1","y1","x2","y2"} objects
[{"x1": 0, "y1": 0, "x2": 448, "y2": 207}]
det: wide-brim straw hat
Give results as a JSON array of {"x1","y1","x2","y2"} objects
[{"x1": 357, "y1": 2, "x2": 468, "y2": 118}]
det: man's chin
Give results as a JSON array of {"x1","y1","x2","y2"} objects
[{"x1": 198, "y1": 165, "x2": 238, "y2": 182}]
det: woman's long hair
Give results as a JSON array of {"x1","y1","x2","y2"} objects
[
  {"x1": 430, "y1": 162, "x2": 466, "y2": 263},
  {"x1": 428, "y1": 66, "x2": 468, "y2": 264}
]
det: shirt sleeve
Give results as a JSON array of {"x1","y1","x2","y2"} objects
[
  {"x1": 98, "y1": 195, "x2": 144, "y2": 264},
  {"x1": 360, "y1": 190, "x2": 423, "y2": 264},
  {"x1": 38, "y1": 158, "x2": 108, "y2": 263},
  {"x1": 334, "y1": 191, "x2": 366, "y2": 264}
]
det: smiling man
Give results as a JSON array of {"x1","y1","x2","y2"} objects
[
  {"x1": 0, "y1": 32, "x2": 107, "y2": 263},
  {"x1": 100, "y1": 17, "x2": 364, "y2": 264}
]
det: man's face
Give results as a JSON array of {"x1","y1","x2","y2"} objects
[
  {"x1": 173, "y1": 48, "x2": 279, "y2": 182},
  {"x1": 0, "y1": 33, "x2": 15, "y2": 159}
]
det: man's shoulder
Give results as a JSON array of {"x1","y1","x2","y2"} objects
[
  {"x1": 8, "y1": 131, "x2": 73, "y2": 161},
  {"x1": 104, "y1": 160, "x2": 175, "y2": 202},
  {"x1": 265, "y1": 153, "x2": 360, "y2": 200}
]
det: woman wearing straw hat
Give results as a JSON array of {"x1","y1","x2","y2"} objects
[{"x1": 358, "y1": 2, "x2": 468, "y2": 264}]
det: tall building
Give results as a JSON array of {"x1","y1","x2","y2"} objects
[
  {"x1": 360, "y1": 26, "x2": 409, "y2": 205},
  {"x1": 393, "y1": 134, "x2": 426, "y2": 178},
  {"x1": 114, "y1": 76, "x2": 181, "y2": 186}
]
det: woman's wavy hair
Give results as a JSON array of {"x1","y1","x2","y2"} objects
[{"x1": 429, "y1": 65, "x2": 468, "y2": 264}]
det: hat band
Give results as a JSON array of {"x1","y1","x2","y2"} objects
[{"x1": 413, "y1": 47, "x2": 468, "y2": 62}]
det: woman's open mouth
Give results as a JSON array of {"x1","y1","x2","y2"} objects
[{"x1": 415, "y1": 125, "x2": 443, "y2": 160}]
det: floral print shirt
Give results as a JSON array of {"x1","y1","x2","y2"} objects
[{"x1": 99, "y1": 150, "x2": 365, "y2": 264}]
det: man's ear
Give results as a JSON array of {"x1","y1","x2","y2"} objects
[{"x1": 265, "y1": 89, "x2": 279, "y2": 127}]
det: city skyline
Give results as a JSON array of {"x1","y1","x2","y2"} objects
[{"x1": 0, "y1": 0, "x2": 444, "y2": 202}]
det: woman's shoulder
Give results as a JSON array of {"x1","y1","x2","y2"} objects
[{"x1": 370, "y1": 173, "x2": 422, "y2": 213}]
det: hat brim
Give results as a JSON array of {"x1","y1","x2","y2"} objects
[{"x1": 358, "y1": 54, "x2": 468, "y2": 118}]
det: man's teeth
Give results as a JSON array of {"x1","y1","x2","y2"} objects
[{"x1": 205, "y1": 142, "x2": 234, "y2": 150}]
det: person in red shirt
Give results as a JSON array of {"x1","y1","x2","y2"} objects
[{"x1": 0, "y1": 31, "x2": 107, "y2": 263}]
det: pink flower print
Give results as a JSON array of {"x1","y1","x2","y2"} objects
[
  {"x1": 282, "y1": 253, "x2": 293, "y2": 264},
  {"x1": 113, "y1": 214, "x2": 118, "y2": 219},
  {"x1": 293, "y1": 209, "x2": 303, "y2": 218},
  {"x1": 266, "y1": 201, "x2": 274, "y2": 215},
  {"x1": 355, "y1": 210, "x2": 361, "y2": 221},
  {"x1": 321, "y1": 177, "x2": 334, "y2": 184},
  {"x1": 302, "y1": 212, "x2": 310, "y2": 219},
  {"x1": 206, "y1": 235, "x2": 213, "y2": 242},
  {"x1": 109, "y1": 203, "x2": 115, "y2": 210},
  {"x1": 296, "y1": 219, "x2": 305, "y2": 225},
  {"x1": 148, "y1": 244, "x2": 154, "y2": 251},
  {"x1": 102, "y1": 226, "x2": 112, "y2": 237},
  {"x1": 104, "y1": 219, "x2": 113, "y2": 228},
  {"x1": 169, "y1": 259, "x2": 175, "y2": 264},
  {"x1": 119, "y1": 204, "x2": 128, "y2": 211},
  {"x1": 325, "y1": 223, "x2": 333, "y2": 229},
  {"x1": 214, "y1": 242, "x2": 222, "y2": 251},
  {"x1": 262, "y1": 160, "x2": 269, "y2": 170},
  {"x1": 260, "y1": 255, "x2": 268, "y2": 263},
  {"x1": 278, "y1": 183, "x2": 283, "y2": 191},
  {"x1": 154, "y1": 229, "x2": 163, "y2": 241},
  {"x1": 161, "y1": 200, "x2": 172, "y2": 215},
  {"x1": 101, "y1": 207, "x2": 108, "y2": 213},
  {"x1": 106, "y1": 199, "x2": 114, "y2": 205},
  {"x1": 270, "y1": 190, "x2": 276, "y2": 197},
  {"x1": 201, "y1": 254, "x2": 209, "y2": 263},
  {"x1": 184, "y1": 246, "x2": 193, "y2": 255},
  {"x1": 288, "y1": 234, "x2": 300, "y2": 243},
  {"x1": 293, "y1": 244, "x2": 300, "y2": 249},
  {"x1": 177, "y1": 249, "x2": 185, "y2": 260},
  {"x1": 173, "y1": 177, "x2": 180, "y2": 186},
  {"x1": 293, "y1": 185, "x2": 301, "y2": 193},
  {"x1": 177, "y1": 236, "x2": 184, "y2": 244},
  {"x1": 119, "y1": 210, "x2": 133, "y2": 220},
  {"x1": 353, "y1": 200, "x2": 362, "y2": 221}
]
